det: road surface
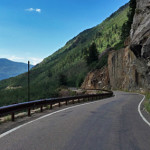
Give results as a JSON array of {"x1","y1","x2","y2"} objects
[{"x1": 0, "y1": 91, "x2": 150, "y2": 150}]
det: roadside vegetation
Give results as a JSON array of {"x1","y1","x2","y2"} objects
[
  {"x1": 144, "y1": 93, "x2": 150, "y2": 113},
  {"x1": 114, "y1": 0, "x2": 136, "y2": 49}
]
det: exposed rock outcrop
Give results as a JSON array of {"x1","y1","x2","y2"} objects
[
  {"x1": 130, "y1": 0, "x2": 150, "y2": 61},
  {"x1": 81, "y1": 66, "x2": 110, "y2": 90},
  {"x1": 82, "y1": 47, "x2": 150, "y2": 91},
  {"x1": 108, "y1": 47, "x2": 150, "y2": 91},
  {"x1": 130, "y1": 0, "x2": 150, "y2": 90}
]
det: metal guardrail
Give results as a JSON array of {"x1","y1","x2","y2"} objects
[{"x1": 0, "y1": 89, "x2": 113, "y2": 121}]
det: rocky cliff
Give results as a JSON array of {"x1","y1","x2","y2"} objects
[
  {"x1": 130, "y1": 0, "x2": 150, "y2": 60},
  {"x1": 108, "y1": 47, "x2": 150, "y2": 91},
  {"x1": 82, "y1": 0, "x2": 150, "y2": 91}
]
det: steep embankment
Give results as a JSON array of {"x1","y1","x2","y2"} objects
[
  {"x1": 82, "y1": 0, "x2": 150, "y2": 92},
  {"x1": 0, "y1": 3, "x2": 129, "y2": 106}
]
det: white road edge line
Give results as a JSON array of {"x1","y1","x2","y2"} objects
[
  {"x1": 138, "y1": 94, "x2": 150, "y2": 127},
  {"x1": 0, "y1": 98, "x2": 112, "y2": 139}
]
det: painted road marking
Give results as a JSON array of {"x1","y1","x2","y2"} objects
[
  {"x1": 1, "y1": 93, "x2": 149, "y2": 140},
  {"x1": 0, "y1": 98, "x2": 112, "y2": 139},
  {"x1": 138, "y1": 95, "x2": 150, "y2": 127}
]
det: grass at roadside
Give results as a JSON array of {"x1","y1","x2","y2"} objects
[
  {"x1": 144, "y1": 92, "x2": 150, "y2": 113},
  {"x1": 120, "y1": 89, "x2": 150, "y2": 114}
]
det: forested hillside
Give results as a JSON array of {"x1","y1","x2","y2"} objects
[{"x1": 0, "y1": 3, "x2": 129, "y2": 106}]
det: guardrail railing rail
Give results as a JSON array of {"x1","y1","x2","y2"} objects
[{"x1": 0, "y1": 89, "x2": 113, "y2": 121}]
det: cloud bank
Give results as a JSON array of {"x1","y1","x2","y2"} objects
[
  {"x1": 25, "y1": 8, "x2": 41, "y2": 13},
  {"x1": 1, "y1": 55, "x2": 43, "y2": 65}
]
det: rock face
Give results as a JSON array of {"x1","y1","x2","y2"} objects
[
  {"x1": 130, "y1": 0, "x2": 150, "y2": 61},
  {"x1": 81, "y1": 66, "x2": 110, "y2": 90},
  {"x1": 108, "y1": 47, "x2": 150, "y2": 91},
  {"x1": 98, "y1": 48, "x2": 113, "y2": 60},
  {"x1": 82, "y1": 47, "x2": 150, "y2": 91},
  {"x1": 130, "y1": 0, "x2": 150, "y2": 90}
]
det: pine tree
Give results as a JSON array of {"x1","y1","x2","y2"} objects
[
  {"x1": 121, "y1": 0, "x2": 136, "y2": 41},
  {"x1": 86, "y1": 43, "x2": 98, "y2": 65}
]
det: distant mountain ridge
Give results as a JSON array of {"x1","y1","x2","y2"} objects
[{"x1": 0, "y1": 58, "x2": 34, "y2": 80}]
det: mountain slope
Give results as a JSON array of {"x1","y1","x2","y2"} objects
[
  {"x1": 0, "y1": 3, "x2": 129, "y2": 106},
  {"x1": 0, "y1": 58, "x2": 33, "y2": 80}
]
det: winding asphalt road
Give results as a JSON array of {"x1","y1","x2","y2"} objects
[{"x1": 0, "y1": 91, "x2": 150, "y2": 150}]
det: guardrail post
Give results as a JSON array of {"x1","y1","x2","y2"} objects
[
  {"x1": 50, "y1": 104, "x2": 53, "y2": 109},
  {"x1": 72, "y1": 99, "x2": 74, "y2": 104},
  {"x1": 96, "y1": 95, "x2": 98, "y2": 100},
  {"x1": 66, "y1": 100, "x2": 68, "y2": 105},
  {"x1": 11, "y1": 112, "x2": 15, "y2": 121},
  {"x1": 28, "y1": 108, "x2": 31, "y2": 116},
  {"x1": 59, "y1": 102, "x2": 61, "y2": 107},
  {"x1": 40, "y1": 106, "x2": 43, "y2": 112},
  {"x1": 78, "y1": 99, "x2": 80, "y2": 103}
]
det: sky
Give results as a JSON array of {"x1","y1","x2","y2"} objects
[{"x1": 0, "y1": 0, "x2": 129, "y2": 65}]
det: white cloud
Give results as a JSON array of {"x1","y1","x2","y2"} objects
[
  {"x1": 25, "y1": 8, "x2": 35, "y2": 12},
  {"x1": 25, "y1": 8, "x2": 41, "y2": 13},
  {"x1": 35, "y1": 9, "x2": 41, "y2": 13},
  {"x1": 0, "y1": 55, "x2": 43, "y2": 65},
  {"x1": 29, "y1": 57, "x2": 43, "y2": 65},
  {"x1": 9, "y1": 55, "x2": 24, "y2": 61}
]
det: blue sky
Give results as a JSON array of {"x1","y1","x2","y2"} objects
[{"x1": 0, "y1": 0, "x2": 129, "y2": 65}]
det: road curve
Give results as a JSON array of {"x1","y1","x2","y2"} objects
[{"x1": 0, "y1": 91, "x2": 150, "y2": 150}]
